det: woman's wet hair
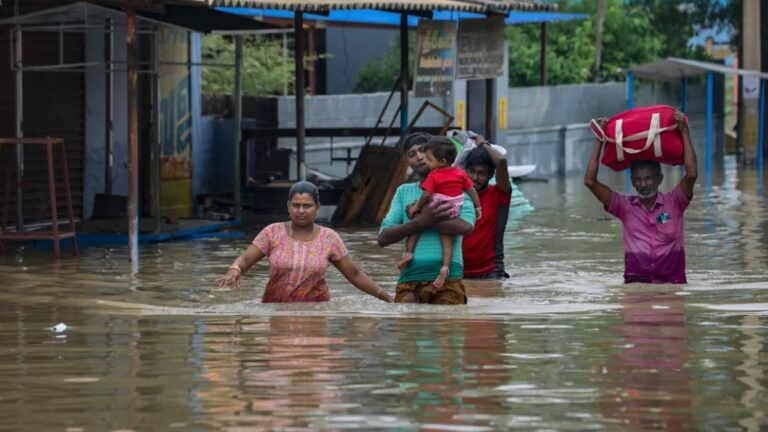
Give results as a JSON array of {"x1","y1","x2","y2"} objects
[
  {"x1": 288, "y1": 181, "x2": 320, "y2": 204},
  {"x1": 462, "y1": 147, "x2": 495, "y2": 176},
  {"x1": 630, "y1": 160, "x2": 662, "y2": 175},
  {"x1": 424, "y1": 136, "x2": 457, "y2": 165},
  {"x1": 402, "y1": 132, "x2": 432, "y2": 154}
]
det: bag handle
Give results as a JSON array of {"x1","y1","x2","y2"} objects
[
  {"x1": 590, "y1": 119, "x2": 607, "y2": 142},
  {"x1": 613, "y1": 113, "x2": 677, "y2": 162}
]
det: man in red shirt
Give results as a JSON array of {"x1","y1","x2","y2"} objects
[{"x1": 460, "y1": 142, "x2": 512, "y2": 279}]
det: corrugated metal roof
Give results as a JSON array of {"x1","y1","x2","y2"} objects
[
  {"x1": 220, "y1": 7, "x2": 583, "y2": 26},
  {"x1": 0, "y1": 1, "x2": 277, "y2": 34},
  {"x1": 505, "y1": 11, "x2": 586, "y2": 24},
  {"x1": 630, "y1": 57, "x2": 768, "y2": 81},
  {"x1": 466, "y1": 0, "x2": 555, "y2": 12},
  {"x1": 205, "y1": 0, "x2": 555, "y2": 13}
]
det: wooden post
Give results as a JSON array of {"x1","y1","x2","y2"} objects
[
  {"x1": 400, "y1": 13, "x2": 409, "y2": 141},
  {"x1": 485, "y1": 79, "x2": 494, "y2": 141},
  {"x1": 705, "y1": 71, "x2": 714, "y2": 175},
  {"x1": 46, "y1": 141, "x2": 60, "y2": 259},
  {"x1": 592, "y1": 0, "x2": 606, "y2": 82},
  {"x1": 308, "y1": 27, "x2": 317, "y2": 95},
  {"x1": 105, "y1": 19, "x2": 114, "y2": 196},
  {"x1": 233, "y1": 35, "x2": 243, "y2": 220},
  {"x1": 295, "y1": 12, "x2": 306, "y2": 181},
  {"x1": 14, "y1": 27, "x2": 23, "y2": 232}
]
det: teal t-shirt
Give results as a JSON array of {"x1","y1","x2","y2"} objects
[{"x1": 379, "y1": 182, "x2": 476, "y2": 283}]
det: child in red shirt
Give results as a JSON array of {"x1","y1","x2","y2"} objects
[{"x1": 399, "y1": 137, "x2": 482, "y2": 288}]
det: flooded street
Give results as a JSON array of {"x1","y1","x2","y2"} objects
[{"x1": 1, "y1": 161, "x2": 767, "y2": 431}]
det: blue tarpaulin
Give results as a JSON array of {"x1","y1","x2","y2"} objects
[{"x1": 218, "y1": 8, "x2": 588, "y2": 26}]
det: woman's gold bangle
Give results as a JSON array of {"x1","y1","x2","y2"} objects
[{"x1": 228, "y1": 265, "x2": 242, "y2": 274}]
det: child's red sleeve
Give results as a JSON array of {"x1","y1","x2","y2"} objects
[
  {"x1": 462, "y1": 171, "x2": 473, "y2": 190},
  {"x1": 421, "y1": 172, "x2": 437, "y2": 193}
]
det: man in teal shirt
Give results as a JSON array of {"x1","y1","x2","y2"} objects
[{"x1": 378, "y1": 133, "x2": 476, "y2": 304}]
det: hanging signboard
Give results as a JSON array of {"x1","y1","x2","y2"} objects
[
  {"x1": 457, "y1": 17, "x2": 505, "y2": 80},
  {"x1": 414, "y1": 21, "x2": 457, "y2": 98}
]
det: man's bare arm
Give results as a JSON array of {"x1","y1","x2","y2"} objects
[{"x1": 377, "y1": 202, "x2": 472, "y2": 247}]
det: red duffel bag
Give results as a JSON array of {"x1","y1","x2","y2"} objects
[{"x1": 590, "y1": 105, "x2": 685, "y2": 171}]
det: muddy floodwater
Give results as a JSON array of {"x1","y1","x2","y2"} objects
[{"x1": 1, "y1": 160, "x2": 767, "y2": 431}]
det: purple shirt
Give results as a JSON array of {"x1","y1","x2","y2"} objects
[{"x1": 606, "y1": 186, "x2": 691, "y2": 284}]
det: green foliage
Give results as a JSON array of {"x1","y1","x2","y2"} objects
[
  {"x1": 507, "y1": 16, "x2": 594, "y2": 85},
  {"x1": 508, "y1": 0, "x2": 734, "y2": 87},
  {"x1": 201, "y1": 35, "x2": 295, "y2": 96},
  {"x1": 352, "y1": 38, "x2": 416, "y2": 94}
]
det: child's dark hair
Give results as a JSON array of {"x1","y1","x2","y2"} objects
[{"x1": 424, "y1": 136, "x2": 457, "y2": 165}]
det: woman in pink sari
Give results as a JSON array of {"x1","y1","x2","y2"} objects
[{"x1": 217, "y1": 181, "x2": 393, "y2": 303}]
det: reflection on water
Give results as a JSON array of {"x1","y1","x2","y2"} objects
[
  {"x1": 601, "y1": 287, "x2": 691, "y2": 431},
  {"x1": 0, "y1": 167, "x2": 767, "y2": 431}
]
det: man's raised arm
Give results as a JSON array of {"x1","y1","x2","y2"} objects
[
  {"x1": 584, "y1": 118, "x2": 614, "y2": 207},
  {"x1": 675, "y1": 110, "x2": 698, "y2": 200}
]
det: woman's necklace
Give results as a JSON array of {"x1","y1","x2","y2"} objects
[{"x1": 288, "y1": 222, "x2": 317, "y2": 241}]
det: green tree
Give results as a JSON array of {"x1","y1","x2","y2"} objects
[
  {"x1": 507, "y1": 16, "x2": 595, "y2": 86},
  {"x1": 507, "y1": 0, "x2": 732, "y2": 87},
  {"x1": 201, "y1": 35, "x2": 294, "y2": 96},
  {"x1": 352, "y1": 38, "x2": 416, "y2": 94},
  {"x1": 598, "y1": 0, "x2": 665, "y2": 81},
  {"x1": 628, "y1": 0, "x2": 736, "y2": 49}
]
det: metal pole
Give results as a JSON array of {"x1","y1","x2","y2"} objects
[
  {"x1": 126, "y1": 7, "x2": 139, "y2": 264},
  {"x1": 680, "y1": 77, "x2": 688, "y2": 176},
  {"x1": 680, "y1": 77, "x2": 688, "y2": 113},
  {"x1": 294, "y1": 12, "x2": 306, "y2": 181},
  {"x1": 14, "y1": 27, "x2": 24, "y2": 232},
  {"x1": 400, "y1": 13, "x2": 409, "y2": 141},
  {"x1": 153, "y1": 30, "x2": 161, "y2": 233},
  {"x1": 757, "y1": 79, "x2": 765, "y2": 177},
  {"x1": 625, "y1": 71, "x2": 634, "y2": 191},
  {"x1": 705, "y1": 71, "x2": 713, "y2": 175},
  {"x1": 233, "y1": 35, "x2": 243, "y2": 220},
  {"x1": 540, "y1": 22, "x2": 547, "y2": 86},
  {"x1": 282, "y1": 32, "x2": 288, "y2": 96}
]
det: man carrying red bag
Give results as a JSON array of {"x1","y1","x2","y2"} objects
[{"x1": 584, "y1": 110, "x2": 698, "y2": 284}]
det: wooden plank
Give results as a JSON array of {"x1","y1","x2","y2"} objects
[{"x1": 332, "y1": 145, "x2": 407, "y2": 225}]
